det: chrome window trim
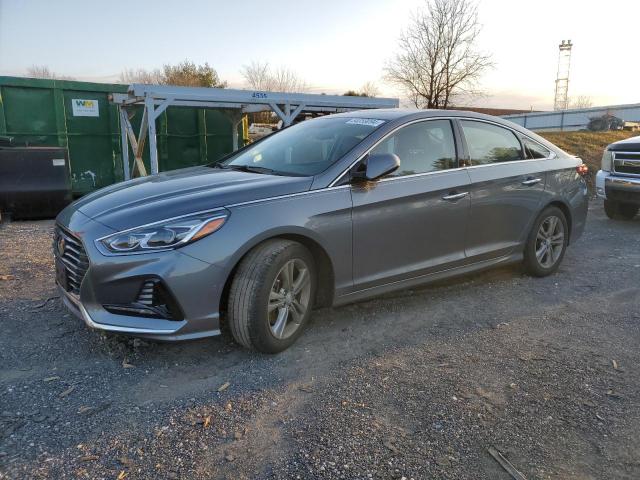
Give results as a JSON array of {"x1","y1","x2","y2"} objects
[
  {"x1": 328, "y1": 116, "x2": 557, "y2": 187},
  {"x1": 464, "y1": 155, "x2": 555, "y2": 169},
  {"x1": 373, "y1": 156, "x2": 555, "y2": 185},
  {"x1": 377, "y1": 169, "x2": 458, "y2": 183}
]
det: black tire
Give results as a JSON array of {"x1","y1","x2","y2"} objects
[
  {"x1": 523, "y1": 206, "x2": 569, "y2": 277},
  {"x1": 227, "y1": 239, "x2": 316, "y2": 353},
  {"x1": 604, "y1": 199, "x2": 619, "y2": 219},
  {"x1": 619, "y1": 203, "x2": 640, "y2": 219},
  {"x1": 605, "y1": 199, "x2": 638, "y2": 220}
]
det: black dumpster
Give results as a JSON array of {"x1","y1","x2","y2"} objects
[{"x1": 0, "y1": 143, "x2": 72, "y2": 219}]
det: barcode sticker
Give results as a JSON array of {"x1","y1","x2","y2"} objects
[{"x1": 346, "y1": 118, "x2": 385, "y2": 127}]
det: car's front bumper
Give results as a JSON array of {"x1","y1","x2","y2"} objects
[
  {"x1": 59, "y1": 286, "x2": 216, "y2": 339},
  {"x1": 55, "y1": 212, "x2": 225, "y2": 341},
  {"x1": 596, "y1": 170, "x2": 640, "y2": 205}
]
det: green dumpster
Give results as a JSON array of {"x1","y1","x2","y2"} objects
[{"x1": 0, "y1": 76, "x2": 244, "y2": 196}]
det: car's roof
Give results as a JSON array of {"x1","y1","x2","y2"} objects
[
  {"x1": 331, "y1": 108, "x2": 517, "y2": 123},
  {"x1": 330, "y1": 108, "x2": 419, "y2": 120}
]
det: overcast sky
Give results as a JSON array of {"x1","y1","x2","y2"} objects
[{"x1": 1, "y1": 0, "x2": 638, "y2": 110}]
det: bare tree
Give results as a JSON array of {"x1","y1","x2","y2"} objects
[
  {"x1": 240, "y1": 61, "x2": 271, "y2": 90},
  {"x1": 240, "y1": 61, "x2": 308, "y2": 92},
  {"x1": 118, "y1": 60, "x2": 226, "y2": 88},
  {"x1": 569, "y1": 95, "x2": 594, "y2": 109},
  {"x1": 118, "y1": 68, "x2": 163, "y2": 85},
  {"x1": 27, "y1": 65, "x2": 53, "y2": 78},
  {"x1": 27, "y1": 65, "x2": 75, "y2": 80},
  {"x1": 270, "y1": 66, "x2": 308, "y2": 92},
  {"x1": 344, "y1": 82, "x2": 380, "y2": 97},
  {"x1": 162, "y1": 60, "x2": 227, "y2": 88},
  {"x1": 360, "y1": 81, "x2": 380, "y2": 98},
  {"x1": 384, "y1": 0, "x2": 492, "y2": 109}
]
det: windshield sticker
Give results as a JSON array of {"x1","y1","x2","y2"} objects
[{"x1": 346, "y1": 118, "x2": 385, "y2": 127}]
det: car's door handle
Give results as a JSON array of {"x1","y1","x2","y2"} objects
[
  {"x1": 521, "y1": 178, "x2": 542, "y2": 186},
  {"x1": 441, "y1": 191, "x2": 469, "y2": 201}
]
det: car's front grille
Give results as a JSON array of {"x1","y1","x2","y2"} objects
[
  {"x1": 53, "y1": 226, "x2": 89, "y2": 295},
  {"x1": 613, "y1": 152, "x2": 640, "y2": 177}
]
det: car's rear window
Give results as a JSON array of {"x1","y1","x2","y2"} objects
[{"x1": 460, "y1": 120, "x2": 524, "y2": 165}]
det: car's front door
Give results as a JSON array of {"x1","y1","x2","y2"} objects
[
  {"x1": 350, "y1": 119, "x2": 471, "y2": 291},
  {"x1": 458, "y1": 120, "x2": 549, "y2": 261}
]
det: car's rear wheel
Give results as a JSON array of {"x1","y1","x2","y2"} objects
[
  {"x1": 604, "y1": 199, "x2": 638, "y2": 220},
  {"x1": 227, "y1": 239, "x2": 316, "y2": 353},
  {"x1": 524, "y1": 206, "x2": 568, "y2": 277}
]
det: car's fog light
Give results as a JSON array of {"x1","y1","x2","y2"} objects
[{"x1": 103, "y1": 279, "x2": 183, "y2": 320}]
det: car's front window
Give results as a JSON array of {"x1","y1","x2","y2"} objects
[
  {"x1": 220, "y1": 117, "x2": 386, "y2": 176},
  {"x1": 370, "y1": 119, "x2": 457, "y2": 176}
]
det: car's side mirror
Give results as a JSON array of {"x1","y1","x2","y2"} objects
[{"x1": 353, "y1": 153, "x2": 400, "y2": 182}]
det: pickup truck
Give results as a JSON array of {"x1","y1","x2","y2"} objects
[{"x1": 596, "y1": 135, "x2": 640, "y2": 219}]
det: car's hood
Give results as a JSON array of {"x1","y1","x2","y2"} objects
[
  {"x1": 609, "y1": 135, "x2": 640, "y2": 151},
  {"x1": 66, "y1": 166, "x2": 313, "y2": 231}
]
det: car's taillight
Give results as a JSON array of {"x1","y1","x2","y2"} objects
[{"x1": 576, "y1": 164, "x2": 589, "y2": 176}]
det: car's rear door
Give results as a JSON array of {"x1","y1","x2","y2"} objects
[
  {"x1": 350, "y1": 118, "x2": 471, "y2": 291},
  {"x1": 458, "y1": 119, "x2": 549, "y2": 261}
]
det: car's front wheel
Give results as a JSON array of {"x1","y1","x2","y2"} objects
[
  {"x1": 524, "y1": 206, "x2": 568, "y2": 277},
  {"x1": 227, "y1": 239, "x2": 316, "y2": 353},
  {"x1": 604, "y1": 199, "x2": 638, "y2": 220}
]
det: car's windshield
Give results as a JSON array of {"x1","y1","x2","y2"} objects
[{"x1": 219, "y1": 117, "x2": 386, "y2": 176}]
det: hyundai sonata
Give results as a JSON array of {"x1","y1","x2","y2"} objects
[{"x1": 55, "y1": 109, "x2": 589, "y2": 352}]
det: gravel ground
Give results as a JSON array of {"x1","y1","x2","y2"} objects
[{"x1": 1, "y1": 202, "x2": 639, "y2": 479}]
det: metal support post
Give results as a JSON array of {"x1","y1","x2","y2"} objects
[
  {"x1": 118, "y1": 107, "x2": 131, "y2": 181},
  {"x1": 111, "y1": 85, "x2": 399, "y2": 178},
  {"x1": 145, "y1": 96, "x2": 159, "y2": 175},
  {"x1": 119, "y1": 107, "x2": 148, "y2": 178},
  {"x1": 228, "y1": 111, "x2": 243, "y2": 151},
  {"x1": 269, "y1": 102, "x2": 306, "y2": 126}
]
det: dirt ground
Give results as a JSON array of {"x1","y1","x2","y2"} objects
[{"x1": 1, "y1": 202, "x2": 639, "y2": 479}]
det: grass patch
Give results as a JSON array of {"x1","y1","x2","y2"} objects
[
  {"x1": 539, "y1": 130, "x2": 638, "y2": 174},
  {"x1": 538, "y1": 130, "x2": 638, "y2": 193}
]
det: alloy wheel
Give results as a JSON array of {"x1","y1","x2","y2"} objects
[
  {"x1": 535, "y1": 215, "x2": 565, "y2": 269},
  {"x1": 267, "y1": 259, "x2": 311, "y2": 339}
]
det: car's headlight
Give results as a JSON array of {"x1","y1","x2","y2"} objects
[
  {"x1": 97, "y1": 210, "x2": 229, "y2": 255},
  {"x1": 601, "y1": 150, "x2": 613, "y2": 171}
]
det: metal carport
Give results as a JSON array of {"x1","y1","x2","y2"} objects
[{"x1": 111, "y1": 84, "x2": 399, "y2": 180}]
